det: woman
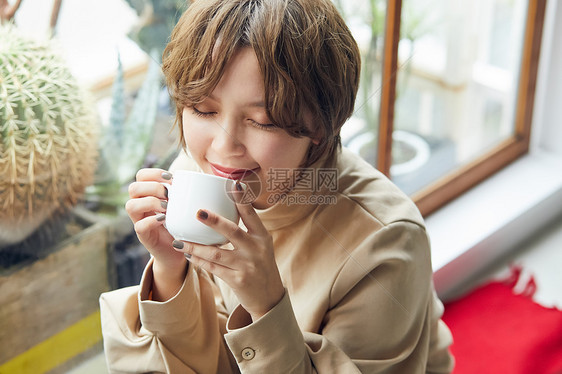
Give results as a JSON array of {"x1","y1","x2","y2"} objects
[{"x1": 100, "y1": 0, "x2": 455, "y2": 372}]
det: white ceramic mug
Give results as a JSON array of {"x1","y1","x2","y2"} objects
[{"x1": 163, "y1": 171, "x2": 239, "y2": 245}]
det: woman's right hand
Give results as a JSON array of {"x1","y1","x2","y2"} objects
[{"x1": 126, "y1": 168, "x2": 187, "y2": 300}]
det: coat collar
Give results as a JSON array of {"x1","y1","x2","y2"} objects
[{"x1": 255, "y1": 149, "x2": 339, "y2": 231}]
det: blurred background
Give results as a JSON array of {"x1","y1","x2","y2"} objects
[{"x1": 0, "y1": 0, "x2": 560, "y2": 372}]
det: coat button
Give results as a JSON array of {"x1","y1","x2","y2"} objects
[{"x1": 241, "y1": 347, "x2": 255, "y2": 360}]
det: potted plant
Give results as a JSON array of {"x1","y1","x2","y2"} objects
[
  {"x1": 0, "y1": 21, "x2": 116, "y2": 373},
  {"x1": 83, "y1": 50, "x2": 166, "y2": 289},
  {"x1": 0, "y1": 23, "x2": 99, "y2": 254},
  {"x1": 85, "y1": 50, "x2": 163, "y2": 213},
  {"x1": 336, "y1": 0, "x2": 437, "y2": 188}
]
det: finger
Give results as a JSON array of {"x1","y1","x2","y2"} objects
[
  {"x1": 128, "y1": 181, "x2": 168, "y2": 200},
  {"x1": 125, "y1": 196, "x2": 167, "y2": 222},
  {"x1": 236, "y1": 200, "x2": 268, "y2": 236},
  {"x1": 179, "y1": 247, "x2": 234, "y2": 281},
  {"x1": 133, "y1": 213, "x2": 167, "y2": 238},
  {"x1": 195, "y1": 208, "x2": 250, "y2": 246},
  {"x1": 173, "y1": 240, "x2": 237, "y2": 269},
  {"x1": 136, "y1": 168, "x2": 173, "y2": 182},
  {"x1": 228, "y1": 181, "x2": 268, "y2": 236}
]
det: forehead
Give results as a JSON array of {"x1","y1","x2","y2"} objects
[{"x1": 209, "y1": 47, "x2": 266, "y2": 106}]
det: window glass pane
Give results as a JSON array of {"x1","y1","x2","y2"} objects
[
  {"x1": 392, "y1": 0, "x2": 528, "y2": 195},
  {"x1": 13, "y1": 0, "x2": 143, "y2": 88},
  {"x1": 334, "y1": 0, "x2": 385, "y2": 158}
]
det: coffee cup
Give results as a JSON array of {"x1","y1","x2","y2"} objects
[{"x1": 163, "y1": 171, "x2": 240, "y2": 245}]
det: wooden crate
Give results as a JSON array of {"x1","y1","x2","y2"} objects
[{"x1": 0, "y1": 212, "x2": 119, "y2": 373}]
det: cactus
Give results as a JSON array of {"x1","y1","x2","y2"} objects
[
  {"x1": 85, "y1": 49, "x2": 162, "y2": 209},
  {"x1": 0, "y1": 24, "x2": 99, "y2": 247}
]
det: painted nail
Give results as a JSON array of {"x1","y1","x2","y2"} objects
[
  {"x1": 197, "y1": 209, "x2": 208, "y2": 220},
  {"x1": 160, "y1": 200, "x2": 168, "y2": 209},
  {"x1": 172, "y1": 240, "x2": 184, "y2": 249},
  {"x1": 236, "y1": 181, "x2": 243, "y2": 192},
  {"x1": 162, "y1": 171, "x2": 173, "y2": 180},
  {"x1": 163, "y1": 187, "x2": 168, "y2": 199},
  {"x1": 184, "y1": 253, "x2": 192, "y2": 259},
  {"x1": 156, "y1": 213, "x2": 166, "y2": 222}
]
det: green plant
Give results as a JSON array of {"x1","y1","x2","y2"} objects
[
  {"x1": 85, "y1": 50, "x2": 162, "y2": 210},
  {"x1": 333, "y1": 0, "x2": 437, "y2": 131},
  {"x1": 124, "y1": 0, "x2": 189, "y2": 60},
  {"x1": 0, "y1": 23, "x2": 99, "y2": 247}
]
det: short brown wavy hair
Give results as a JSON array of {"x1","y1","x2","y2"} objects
[{"x1": 162, "y1": 0, "x2": 361, "y2": 167}]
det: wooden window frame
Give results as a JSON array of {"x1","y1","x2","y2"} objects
[{"x1": 377, "y1": 0, "x2": 548, "y2": 216}]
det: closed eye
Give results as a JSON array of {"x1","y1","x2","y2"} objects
[
  {"x1": 249, "y1": 119, "x2": 275, "y2": 131},
  {"x1": 192, "y1": 106, "x2": 274, "y2": 130},
  {"x1": 192, "y1": 106, "x2": 216, "y2": 118}
]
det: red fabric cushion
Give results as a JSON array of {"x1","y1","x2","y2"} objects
[{"x1": 442, "y1": 268, "x2": 562, "y2": 374}]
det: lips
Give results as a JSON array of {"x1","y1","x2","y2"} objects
[{"x1": 209, "y1": 163, "x2": 259, "y2": 180}]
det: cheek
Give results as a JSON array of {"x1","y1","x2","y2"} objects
[
  {"x1": 182, "y1": 113, "x2": 209, "y2": 156},
  {"x1": 254, "y1": 135, "x2": 311, "y2": 168}
]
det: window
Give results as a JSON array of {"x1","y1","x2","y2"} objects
[{"x1": 338, "y1": 0, "x2": 547, "y2": 216}]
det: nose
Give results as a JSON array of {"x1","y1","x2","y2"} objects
[{"x1": 210, "y1": 118, "x2": 246, "y2": 157}]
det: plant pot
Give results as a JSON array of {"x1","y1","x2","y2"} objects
[
  {"x1": 346, "y1": 129, "x2": 431, "y2": 177},
  {"x1": 346, "y1": 126, "x2": 458, "y2": 195},
  {"x1": 0, "y1": 207, "x2": 128, "y2": 373}
]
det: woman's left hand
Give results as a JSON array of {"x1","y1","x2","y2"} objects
[{"x1": 173, "y1": 201, "x2": 285, "y2": 322}]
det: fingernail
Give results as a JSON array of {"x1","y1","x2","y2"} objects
[
  {"x1": 160, "y1": 200, "x2": 168, "y2": 209},
  {"x1": 236, "y1": 181, "x2": 243, "y2": 191},
  {"x1": 162, "y1": 171, "x2": 173, "y2": 180},
  {"x1": 184, "y1": 253, "x2": 192, "y2": 259},
  {"x1": 197, "y1": 209, "x2": 208, "y2": 220},
  {"x1": 156, "y1": 213, "x2": 166, "y2": 222},
  {"x1": 164, "y1": 187, "x2": 168, "y2": 199},
  {"x1": 172, "y1": 240, "x2": 184, "y2": 249}
]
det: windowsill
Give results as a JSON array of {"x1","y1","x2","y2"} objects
[{"x1": 426, "y1": 150, "x2": 562, "y2": 301}]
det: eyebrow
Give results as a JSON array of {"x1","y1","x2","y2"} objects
[{"x1": 207, "y1": 93, "x2": 266, "y2": 108}]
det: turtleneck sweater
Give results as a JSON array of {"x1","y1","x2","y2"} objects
[{"x1": 99, "y1": 146, "x2": 454, "y2": 373}]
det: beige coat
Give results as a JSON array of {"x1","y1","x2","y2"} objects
[{"x1": 100, "y1": 147, "x2": 454, "y2": 373}]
